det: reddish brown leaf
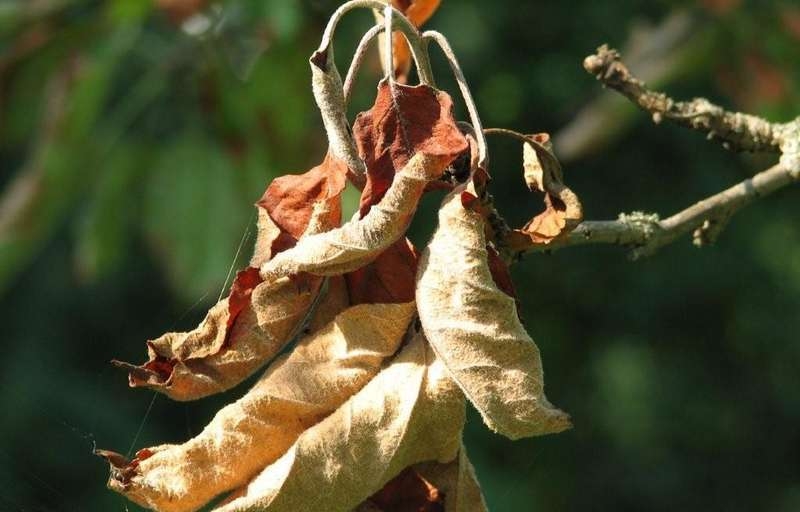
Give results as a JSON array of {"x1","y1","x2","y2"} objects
[
  {"x1": 226, "y1": 267, "x2": 263, "y2": 334},
  {"x1": 345, "y1": 238, "x2": 419, "y2": 305},
  {"x1": 522, "y1": 195, "x2": 570, "y2": 243},
  {"x1": 354, "y1": 80, "x2": 468, "y2": 216},
  {"x1": 254, "y1": 152, "x2": 348, "y2": 262},
  {"x1": 485, "y1": 246, "x2": 516, "y2": 300},
  {"x1": 368, "y1": 468, "x2": 444, "y2": 512}
]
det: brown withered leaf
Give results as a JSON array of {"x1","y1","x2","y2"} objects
[
  {"x1": 345, "y1": 238, "x2": 419, "y2": 305},
  {"x1": 211, "y1": 333, "x2": 466, "y2": 512},
  {"x1": 252, "y1": 152, "x2": 348, "y2": 265},
  {"x1": 516, "y1": 134, "x2": 582, "y2": 245},
  {"x1": 416, "y1": 183, "x2": 572, "y2": 440},
  {"x1": 259, "y1": 151, "x2": 454, "y2": 282},
  {"x1": 338, "y1": 80, "x2": 465, "y2": 305},
  {"x1": 107, "y1": 302, "x2": 416, "y2": 512},
  {"x1": 260, "y1": 79, "x2": 468, "y2": 283},
  {"x1": 366, "y1": 468, "x2": 444, "y2": 512},
  {"x1": 115, "y1": 155, "x2": 347, "y2": 401},
  {"x1": 485, "y1": 245, "x2": 517, "y2": 300},
  {"x1": 354, "y1": 80, "x2": 468, "y2": 215},
  {"x1": 412, "y1": 446, "x2": 488, "y2": 512}
]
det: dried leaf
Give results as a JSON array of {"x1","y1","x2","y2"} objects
[
  {"x1": 116, "y1": 155, "x2": 347, "y2": 401},
  {"x1": 337, "y1": 80, "x2": 465, "y2": 305},
  {"x1": 259, "y1": 151, "x2": 449, "y2": 282},
  {"x1": 212, "y1": 333, "x2": 466, "y2": 512},
  {"x1": 108, "y1": 302, "x2": 416, "y2": 512},
  {"x1": 416, "y1": 184, "x2": 572, "y2": 440},
  {"x1": 345, "y1": 238, "x2": 419, "y2": 305},
  {"x1": 517, "y1": 134, "x2": 582, "y2": 245},
  {"x1": 114, "y1": 274, "x2": 324, "y2": 401},
  {"x1": 485, "y1": 245, "x2": 517, "y2": 300},
  {"x1": 252, "y1": 152, "x2": 348, "y2": 265},
  {"x1": 354, "y1": 80, "x2": 468, "y2": 215},
  {"x1": 366, "y1": 468, "x2": 444, "y2": 512},
  {"x1": 309, "y1": 46, "x2": 369, "y2": 184}
]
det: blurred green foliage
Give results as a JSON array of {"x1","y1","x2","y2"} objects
[{"x1": 1, "y1": 0, "x2": 799, "y2": 510}]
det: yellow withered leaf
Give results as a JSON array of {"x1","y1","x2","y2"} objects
[
  {"x1": 517, "y1": 134, "x2": 582, "y2": 245},
  {"x1": 107, "y1": 301, "x2": 416, "y2": 512},
  {"x1": 416, "y1": 184, "x2": 572, "y2": 440},
  {"x1": 211, "y1": 333, "x2": 466, "y2": 512}
]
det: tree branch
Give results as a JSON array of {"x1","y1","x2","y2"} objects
[
  {"x1": 510, "y1": 162, "x2": 797, "y2": 259},
  {"x1": 583, "y1": 44, "x2": 797, "y2": 154},
  {"x1": 504, "y1": 46, "x2": 800, "y2": 260}
]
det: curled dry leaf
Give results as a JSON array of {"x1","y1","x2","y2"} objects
[
  {"x1": 260, "y1": 151, "x2": 447, "y2": 282},
  {"x1": 515, "y1": 133, "x2": 583, "y2": 245},
  {"x1": 108, "y1": 301, "x2": 416, "y2": 512},
  {"x1": 114, "y1": 273, "x2": 323, "y2": 401},
  {"x1": 258, "y1": 80, "x2": 466, "y2": 284},
  {"x1": 252, "y1": 151, "x2": 348, "y2": 264},
  {"x1": 310, "y1": 49, "x2": 367, "y2": 181},
  {"x1": 416, "y1": 184, "x2": 572, "y2": 440},
  {"x1": 212, "y1": 333, "x2": 466, "y2": 512},
  {"x1": 338, "y1": 79, "x2": 467, "y2": 305},
  {"x1": 354, "y1": 80, "x2": 467, "y2": 215},
  {"x1": 115, "y1": 154, "x2": 348, "y2": 401}
]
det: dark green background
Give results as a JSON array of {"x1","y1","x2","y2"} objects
[{"x1": 2, "y1": 1, "x2": 799, "y2": 510}]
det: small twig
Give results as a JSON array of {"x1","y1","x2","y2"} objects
[
  {"x1": 552, "y1": 9, "x2": 697, "y2": 162},
  {"x1": 499, "y1": 45, "x2": 800, "y2": 260},
  {"x1": 511, "y1": 162, "x2": 798, "y2": 259},
  {"x1": 583, "y1": 44, "x2": 797, "y2": 154}
]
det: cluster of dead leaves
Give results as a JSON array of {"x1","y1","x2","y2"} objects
[{"x1": 101, "y1": 4, "x2": 581, "y2": 511}]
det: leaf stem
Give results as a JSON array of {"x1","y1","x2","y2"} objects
[
  {"x1": 423, "y1": 31, "x2": 487, "y2": 169},
  {"x1": 343, "y1": 24, "x2": 383, "y2": 105}
]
